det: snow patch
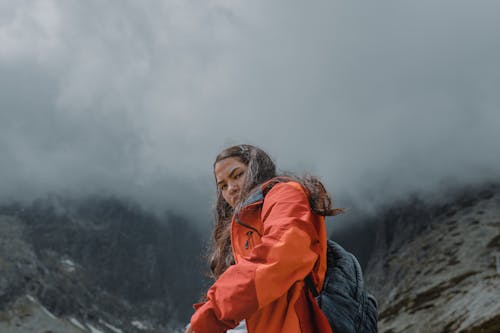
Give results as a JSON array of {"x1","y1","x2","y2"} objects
[
  {"x1": 26, "y1": 295, "x2": 36, "y2": 303},
  {"x1": 87, "y1": 323, "x2": 105, "y2": 333},
  {"x1": 69, "y1": 317, "x2": 86, "y2": 331},
  {"x1": 131, "y1": 320, "x2": 149, "y2": 330},
  {"x1": 227, "y1": 320, "x2": 247, "y2": 332},
  {"x1": 26, "y1": 294, "x2": 57, "y2": 320},
  {"x1": 61, "y1": 257, "x2": 76, "y2": 272},
  {"x1": 100, "y1": 320, "x2": 123, "y2": 333},
  {"x1": 40, "y1": 304, "x2": 58, "y2": 320}
]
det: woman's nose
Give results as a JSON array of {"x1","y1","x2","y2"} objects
[{"x1": 228, "y1": 182, "x2": 239, "y2": 193}]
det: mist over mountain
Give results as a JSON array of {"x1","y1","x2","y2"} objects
[{"x1": 1, "y1": 1, "x2": 500, "y2": 227}]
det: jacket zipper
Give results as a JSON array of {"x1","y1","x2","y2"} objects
[
  {"x1": 235, "y1": 214, "x2": 262, "y2": 237},
  {"x1": 235, "y1": 197, "x2": 263, "y2": 251}
]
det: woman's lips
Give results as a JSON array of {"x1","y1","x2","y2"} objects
[{"x1": 233, "y1": 194, "x2": 241, "y2": 206}]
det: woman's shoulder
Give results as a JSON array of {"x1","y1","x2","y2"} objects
[{"x1": 261, "y1": 177, "x2": 309, "y2": 203}]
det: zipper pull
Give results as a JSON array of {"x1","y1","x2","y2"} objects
[{"x1": 244, "y1": 231, "x2": 253, "y2": 250}]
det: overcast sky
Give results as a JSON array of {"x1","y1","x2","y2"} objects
[{"x1": 1, "y1": 0, "x2": 499, "y2": 227}]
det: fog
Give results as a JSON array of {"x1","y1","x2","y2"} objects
[{"x1": 1, "y1": 0, "x2": 499, "y2": 228}]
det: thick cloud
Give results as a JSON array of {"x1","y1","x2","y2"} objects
[{"x1": 1, "y1": 0, "x2": 499, "y2": 226}]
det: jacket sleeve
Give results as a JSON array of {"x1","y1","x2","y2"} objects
[{"x1": 190, "y1": 182, "x2": 321, "y2": 333}]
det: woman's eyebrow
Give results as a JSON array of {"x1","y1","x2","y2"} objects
[
  {"x1": 228, "y1": 167, "x2": 241, "y2": 178},
  {"x1": 216, "y1": 167, "x2": 241, "y2": 186},
  {"x1": 216, "y1": 166, "x2": 240, "y2": 186}
]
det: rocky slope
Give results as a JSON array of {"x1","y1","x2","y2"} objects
[
  {"x1": 363, "y1": 184, "x2": 500, "y2": 333},
  {"x1": 1, "y1": 184, "x2": 499, "y2": 333},
  {"x1": 0, "y1": 196, "x2": 206, "y2": 333}
]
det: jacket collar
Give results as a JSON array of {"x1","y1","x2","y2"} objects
[
  {"x1": 240, "y1": 189, "x2": 263, "y2": 207},
  {"x1": 239, "y1": 176, "x2": 293, "y2": 209}
]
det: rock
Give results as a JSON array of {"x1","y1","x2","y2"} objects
[{"x1": 364, "y1": 184, "x2": 500, "y2": 333}]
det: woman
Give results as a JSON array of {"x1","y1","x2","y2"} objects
[{"x1": 186, "y1": 144, "x2": 342, "y2": 333}]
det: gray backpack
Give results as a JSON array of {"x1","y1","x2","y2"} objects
[{"x1": 305, "y1": 240, "x2": 378, "y2": 333}]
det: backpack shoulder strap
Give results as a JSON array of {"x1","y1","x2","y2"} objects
[{"x1": 304, "y1": 274, "x2": 319, "y2": 297}]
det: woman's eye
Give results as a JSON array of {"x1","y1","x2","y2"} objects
[
  {"x1": 220, "y1": 184, "x2": 227, "y2": 191},
  {"x1": 235, "y1": 172, "x2": 243, "y2": 179}
]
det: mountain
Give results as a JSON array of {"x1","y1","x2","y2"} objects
[
  {"x1": 1, "y1": 183, "x2": 499, "y2": 332},
  {"x1": 361, "y1": 184, "x2": 500, "y2": 332},
  {"x1": 0, "y1": 195, "x2": 207, "y2": 332}
]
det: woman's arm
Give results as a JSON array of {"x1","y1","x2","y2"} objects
[{"x1": 190, "y1": 182, "x2": 321, "y2": 333}]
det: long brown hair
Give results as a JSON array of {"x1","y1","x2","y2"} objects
[{"x1": 208, "y1": 144, "x2": 343, "y2": 279}]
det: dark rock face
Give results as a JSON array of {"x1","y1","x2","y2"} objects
[
  {"x1": 362, "y1": 184, "x2": 500, "y2": 332},
  {"x1": 0, "y1": 216, "x2": 40, "y2": 309},
  {"x1": 3, "y1": 184, "x2": 499, "y2": 332},
  {"x1": 0, "y1": 195, "x2": 207, "y2": 332}
]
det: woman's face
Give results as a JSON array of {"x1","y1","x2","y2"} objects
[{"x1": 214, "y1": 157, "x2": 248, "y2": 208}]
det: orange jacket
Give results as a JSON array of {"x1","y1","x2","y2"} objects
[{"x1": 191, "y1": 179, "x2": 332, "y2": 333}]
